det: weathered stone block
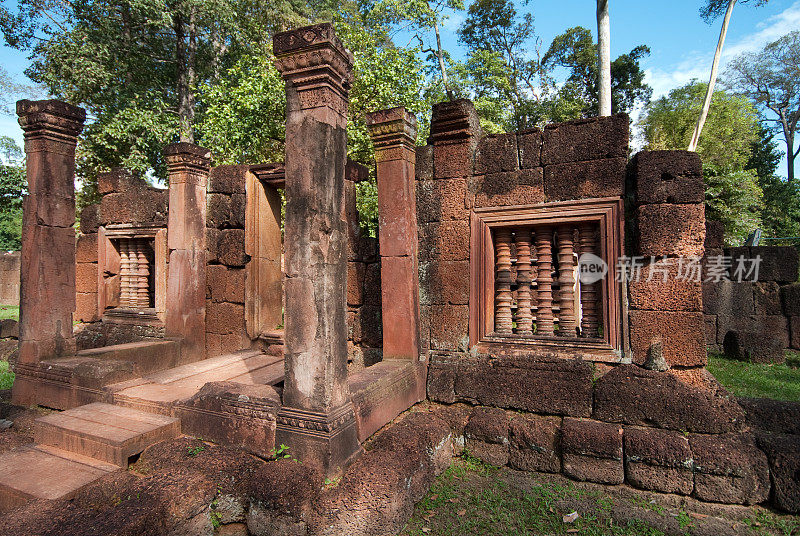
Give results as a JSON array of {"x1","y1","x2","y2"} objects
[
  {"x1": 97, "y1": 168, "x2": 144, "y2": 195},
  {"x1": 690, "y1": 433, "x2": 770, "y2": 505},
  {"x1": 76, "y1": 262, "x2": 98, "y2": 294},
  {"x1": 792, "y1": 316, "x2": 800, "y2": 349},
  {"x1": 465, "y1": 439, "x2": 509, "y2": 466},
  {"x1": 426, "y1": 362, "x2": 457, "y2": 403},
  {"x1": 629, "y1": 266, "x2": 702, "y2": 312},
  {"x1": 415, "y1": 145, "x2": 433, "y2": 181},
  {"x1": 542, "y1": 114, "x2": 628, "y2": 165},
  {"x1": 206, "y1": 301, "x2": 245, "y2": 335},
  {"x1": 465, "y1": 406, "x2": 509, "y2": 444},
  {"x1": 631, "y1": 150, "x2": 704, "y2": 205},
  {"x1": 705, "y1": 220, "x2": 725, "y2": 249},
  {"x1": 717, "y1": 314, "x2": 789, "y2": 349},
  {"x1": 454, "y1": 357, "x2": 594, "y2": 417},
  {"x1": 509, "y1": 414, "x2": 561, "y2": 473},
  {"x1": 544, "y1": 157, "x2": 626, "y2": 201},
  {"x1": 475, "y1": 133, "x2": 518, "y2": 174},
  {"x1": 593, "y1": 365, "x2": 745, "y2": 433},
  {"x1": 216, "y1": 229, "x2": 247, "y2": 267},
  {"x1": 518, "y1": 128, "x2": 542, "y2": 169},
  {"x1": 79, "y1": 204, "x2": 100, "y2": 234},
  {"x1": 99, "y1": 190, "x2": 168, "y2": 225},
  {"x1": 624, "y1": 426, "x2": 693, "y2": 495},
  {"x1": 358, "y1": 304, "x2": 382, "y2": 348},
  {"x1": 206, "y1": 332, "x2": 250, "y2": 356},
  {"x1": 433, "y1": 142, "x2": 474, "y2": 179},
  {"x1": 561, "y1": 418, "x2": 623, "y2": 484},
  {"x1": 723, "y1": 328, "x2": 786, "y2": 364},
  {"x1": 206, "y1": 264, "x2": 245, "y2": 304},
  {"x1": 430, "y1": 305, "x2": 468, "y2": 351},
  {"x1": 0, "y1": 318, "x2": 19, "y2": 338},
  {"x1": 738, "y1": 397, "x2": 800, "y2": 436},
  {"x1": 629, "y1": 310, "x2": 706, "y2": 367},
  {"x1": 22, "y1": 192, "x2": 75, "y2": 228},
  {"x1": 756, "y1": 432, "x2": 800, "y2": 514},
  {"x1": 702, "y1": 281, "x2": 755, "y2": 316},
  {"x1": 749, "y1": 246, "x2": 799, "y2": 283},
  {"x1": 75, "y1": 233, "x2": 98, "y2": 264},
  {"x1": 75, "y1": 292, "x2": 98, "y2": 323},
  {"x1": 208, "y1": 164, "x2": 248, "y2": 194},
  {"x1": 423, "y1": 260, "x2": 469, "y2": 305},
  {"x1": 207, "y1": 193, "x2": 232, "y2": 228},
  {"x1": 473, "y1": 169, "x2": 544, "y2": 208},
  {"x1": 347, "y1": 262, "x2": 365, "y2": 306},
  {"x1": 704, "y1": 315, "x2": 718, "y2": 351},
  {"x1": 418, "y1": 220, "x2": 470, "y2": 262},
  {"x1": 782, "y1": 283, "x2": 800, "y2": 316},
  {"x1": 417, "y1": 178, "x2": 469, "y2": 222},
  {"x1": 364, "y1": 263, "x2": 381, "y2": 306},
  {"x1": 636, "y1": 204, "x2": 705, "y2": 257}
]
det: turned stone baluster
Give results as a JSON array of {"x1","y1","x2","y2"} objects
[
  {"x1": 136, "y1": 241, "x2": 150, "y2": 308},
  {"x1": 557, "y1": 225, "x2": 577, "y2": 337},
  {"x1": 119, "y1": 239, "x2": 131, "y2": 307},
  {"x1": 579, "y1": 223, "x2": 600, "y2": 337},
  {"x1": 495, "y1": 229, "x2": 513, "y2": 334},
  {"x1": 515, "y1": 229, "x2": 533, "y2": 335},
  {"x1": 534, "y1": 227, "x2": 555, "y2": 336}
]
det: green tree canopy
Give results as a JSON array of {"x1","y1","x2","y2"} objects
[{"x1": 638, "y1": 81, "x2": 764, "y2": 244}]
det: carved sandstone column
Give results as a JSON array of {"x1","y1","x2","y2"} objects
[
  {"x1": 366, "y1": 108, "x2": 421, "y2": 362},
  {"x1": 557, "y1": 225, "x2": 577, "y2": 336},
  {"x1": 579, "y1": 223, "x2": 600, "y2": 337},
  {"x1": 13, "y1": 100, "x2": 85, "y2": 405},
  {"x1": 494, "y1": 229, "x2": 513, "y2": 334},
  {"x1": 164, "y1": 143, "x2": 212, "y2": 361},
  {"x1": 534, "y1": 227, "x2": 555, "y2": 336},
  {"x1": 515, "y1": 229, "x2": 534, "y2": 335},
  {"x1": 273, "y1": 23, "x2": 361, "y2": 477}
]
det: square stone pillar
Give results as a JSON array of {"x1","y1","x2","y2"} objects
[
  {"x1": 366, "y1": 108, "x2": 422, "y2": 363},
  {"x1": 13, "y1": 100, "x2": 85, "y2": 405},
  {"x1": 164, "y1": 143, "x2": 212, "y2": 361},
  {"x1": 273, "y1": 23, "x2": 361, "y2": 476}
]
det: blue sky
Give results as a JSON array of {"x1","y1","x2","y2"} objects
[{"x1": 1, "y1": 0, "x2": 799, "y2": 172}]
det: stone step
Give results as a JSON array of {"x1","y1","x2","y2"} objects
[
  {"x1": 0, "y1": 445, "x2": 119, "y2": 512},
  {"x1": 34, "y1": 402, "x2": 180, "y2": 468}
]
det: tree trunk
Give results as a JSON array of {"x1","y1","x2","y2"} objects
[
  {"x1": 689, "y1": 0, "x2": 737, "y2": 152},
  {"x1": 597, "y1": 0, "x2": 611, "y2": 116},
  {"x1": 433, "y1": 16, "x2": 453, "y2": 101},
  {"x1": 174, "y1": 6, "x2": 196, "y2": 143}
]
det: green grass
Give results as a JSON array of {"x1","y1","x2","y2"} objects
[
  {"x1": 401, "y1": 456, "x2": 665, "y2": 536},
  {"x1": 0, "y1": 360, "x2": 14, "y2": 390},
  {"x1": 707, "y1": 354, "x2": 800, "y2": 402},
  {"x1": 0, "y1": 305, "x2": 18, "y2": 321}
]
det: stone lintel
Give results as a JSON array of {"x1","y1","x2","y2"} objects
[
  {"x1": 366, "y1": 107, "x2": 418, "y2": 162},
  {"x1": 429, "y1": 99, "x2": 480, "y2": 145},
  {"x1": 17, "y1": 99, "x2": 86, "y2": 143},
  {"x1": 250, "y1": 163, "x2": 286, "y2": 190}
]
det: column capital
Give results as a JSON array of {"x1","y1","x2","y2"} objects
[
  {"x1": 366, "y1": 107, "x2": 417, "y2": 162},
  {"x1": 164, "y1": 142, "x2": 212, "y2": 181},
  {"x1": 429, "y1": 98, "x2": 480, "y2": 145},
  {"x1": 273, "y1": 23, "x2": 354, "y2": 114},
  {"x1": 17, "y1": 99, "x2": 85, "y2": 144}
]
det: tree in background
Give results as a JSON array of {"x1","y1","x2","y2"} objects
[
  {"x1": 688, "y1": 0, "x2": 767, "y2": 152},
  {"x1": 0, "y1": 136, "x2": 25, "y2": 251},
  {"x1": 639, "y1": 81, "x2": 763, "y2": 244},
  {"x1": 725, "y1": 30, "x2": 800, "y2": 183},
  {"x1": 543, "y1": 27, "x2": 651, "y2": 118}
]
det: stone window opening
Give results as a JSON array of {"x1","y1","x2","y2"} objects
[
  {"x1": 116, "y1": 237, "x2": 156, "y2": 310},
  {"x1": 470, "y1": 198, "x2": 624, "y2": 358}
]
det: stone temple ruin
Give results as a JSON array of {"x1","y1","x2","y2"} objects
[{"x1": 1, "y1": 22, "x2": 799, "y2": 533}]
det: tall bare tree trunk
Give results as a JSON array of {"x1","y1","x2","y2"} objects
[
  {"x1": 689, "y1": 0, "x2": 737, "y2": 152},
  {"x1": 175, "y1": 6, "x2": 196, "y2": 143},
  {"x1": 433, "y1": 16, "x2": 453, "y2": 101},
  {"x1": 597, "y1": 0, "x2": 611, "y2": 116}
]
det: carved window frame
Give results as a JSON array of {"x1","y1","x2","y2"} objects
[{"x1": 469, "y1": 197, "x2": 624, "y2": 360}]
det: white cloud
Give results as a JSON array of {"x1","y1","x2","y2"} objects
[{"x1": 645, "y1": 1, "x2": 800, "y2": 99}]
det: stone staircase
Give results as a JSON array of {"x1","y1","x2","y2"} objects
[{"x1": 0, "y1": 402, "x2": 180, "y2": 511}]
